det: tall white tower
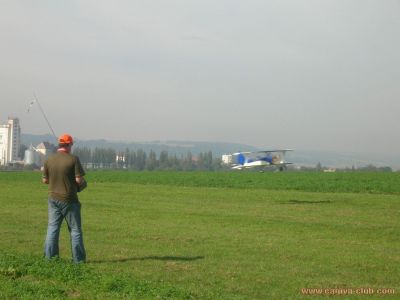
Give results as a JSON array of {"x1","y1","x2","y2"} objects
[
  {"x1": 0, "y1": 117, "x2": 21, "y2": 165},
  {"x1": 8, "y1": 118, "x2": 21, "y2": 162},
  {"x1": 0, "y1": 124, "x2": 9, "y2": 165}
]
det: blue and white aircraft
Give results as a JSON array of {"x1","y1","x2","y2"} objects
[{"x1": 222, "y1": 150, "x2": 294, "y2": 171}]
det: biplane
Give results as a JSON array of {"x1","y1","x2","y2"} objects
[{"x1": 222, "y1": 149, "x2": 294, "y2": 171}]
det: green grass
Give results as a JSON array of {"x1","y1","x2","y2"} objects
[
  {"x1": 3, "y1": 171, "x2": 400, "y2": 194},
  {"x1": 0, "y1": 171, "x2": 399, "y2": 299}
]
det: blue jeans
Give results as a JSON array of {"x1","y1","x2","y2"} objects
[{"x1": 44, "y1": 198, "x2": 86, "y2": 263}]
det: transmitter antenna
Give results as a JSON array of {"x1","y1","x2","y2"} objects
[{"x1": 27, "y1": 94, "x2": 58, "y2": 141}]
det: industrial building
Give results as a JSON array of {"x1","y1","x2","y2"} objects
[{"x1": 24, "y1": 142, "x2": 56, "y2": 167}]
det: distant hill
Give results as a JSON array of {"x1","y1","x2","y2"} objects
[
  {"x1": 21, "y1": 134, "x2": 400, "y2": 169},
  {"x1": 289, "y1": 150, "x2": 400, "y2": 170}
]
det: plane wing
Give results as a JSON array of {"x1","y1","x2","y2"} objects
[
  {"x1": 232, "y1": 150, "x2": 294, "y2": 156},
  {"x1": 257, "y1": 149, "x2": 294, "y2": 153}
]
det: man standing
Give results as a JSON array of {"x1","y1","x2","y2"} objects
[{"x1": 42, "y1": 134, "x2": 86, "y2": 263}]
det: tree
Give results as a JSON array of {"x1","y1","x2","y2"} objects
[
  {"x1": 128, "y1": 150, "x2": 137, "y2": 169},
  {"x1": 159, "y1": 150, "x2": 169, "y2": 170},
  {"x1": 170, "y1": 154, "x2": 181, "y2": 171},
  {"x1": 105, "y1": 148, "x2": 117, "y2": 168},
  {"x1": 92, "y1": 147, "x2": 102, "y2": 168},
  {"x1": 124, "y1": 148, "x2": 131, "y2": 168},
  {"x1": 19, "y1": 144, "x2": 28, "y2": 160},
  {"x1": 73, "y1": 147, "x2": 91, "y2": 168},
  {"x1": 135, "y1": 149, "x2": 146, "y2": 170},
  {"x1": 145, "y1": 150, "x2": 158, "y2": 171},
  {"x1": 205, "y1": 151, "x2": 213, "y2": 170},
  {"x1": 182, "y1": 151, "x2": 194, "y2": 171}
]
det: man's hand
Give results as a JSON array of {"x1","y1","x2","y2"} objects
[
  {"x1": 42, "y1": 178, "x2": 49, "y2": 184},
  {"x1": 76, "y1": 176, "x2": 87, "y2": 192}
]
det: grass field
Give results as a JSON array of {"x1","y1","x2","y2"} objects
[{"x1": 0, "y1": 171, "x2": 399, "y2": 299}]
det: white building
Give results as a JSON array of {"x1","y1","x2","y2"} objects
[
  {"x1": 23, "y1": 142, "x2": 56, "y2": 167},
  {"x1": 0, "y1": 117, "x2": 21, "y2": 165},
  {"x1": 222, "y1": 154, "x2": 233, "y2": 165},
  {"x1": 36, "y1": 141, "x2": 56, "y2": 166}
]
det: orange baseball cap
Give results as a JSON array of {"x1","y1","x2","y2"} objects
[{"x1": 58, "y1": 134, "x2": 74, "y2": 145}]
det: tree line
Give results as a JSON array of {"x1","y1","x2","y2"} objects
[
  {"x1": 72, "y1": 147, "x2": 224, "y2": 171},
  {"x1": 296, "y1": 162, "x2": 393, "y2": 172}
]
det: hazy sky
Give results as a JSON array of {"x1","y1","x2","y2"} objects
[{"x1": 1, "y1": 0, "x2": 399, "y2": 155}]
